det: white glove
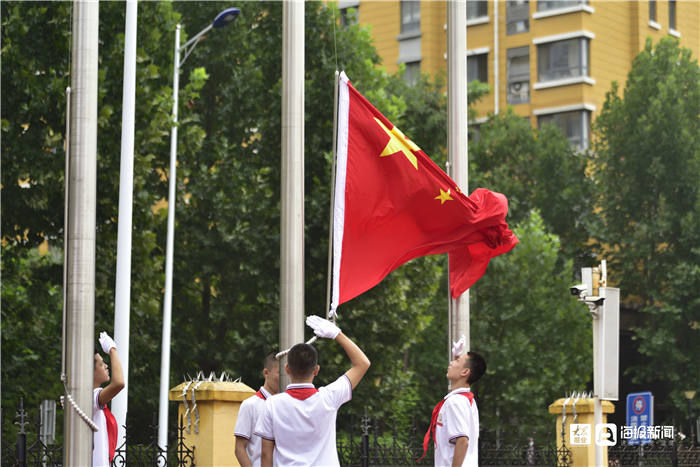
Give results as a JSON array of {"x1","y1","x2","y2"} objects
[
  {"x1": 306, "y1": 315, "x2": 341, "y2": 339},
  {"x1": 99, "y1": 332, "x2": 117, "y2": 353},
  {"x1": 452, "y1": 334, "x2": 465, "y2": 358}
]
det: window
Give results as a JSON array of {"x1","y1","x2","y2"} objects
[
  {"x1": 340, "y1": 6, "x2": 359, "y2": 27},
  {"x1": 669, "y1": 0, "x2": 676, "y2": 30},
  {"x1": 404, "y1": 61, "x2": 420, "y2": 85},
  {"x1": 537, "y1": 38, "x2": 589, "y2": 82},
  {"x1": 507, "y1": 0, "x2": 529, "y2": 34},
  {"x1": 468, "y1": 53, "x2": 488, "y2": 83},
  {"x1": 538, "y1": 110, "x2": 590, "y2": 149},
  {"x1": 649, "y1": 0, "x2": 656, "y2": 22},
  {"x1": 537, "y1": 0, "x2": 587, "y2": 12},
  {"x1": 467, "y1": 1, "x2": 488, "y2": 19},
  {"x1": 468, "y1": 124, "x2": 482, "y2": 143},
  {"x1": 507, "y1": 47, "x2": 530, "y2": 104},
  {"x1": 401, "y1": 1, "x2": 420, "y2": 34}
]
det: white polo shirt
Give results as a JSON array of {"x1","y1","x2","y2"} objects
[
  {"x1": 434, "y1": 387, "x2": 479, "y2": 467},
  {"x1": 235, "y1": 386, "x2": 274, "y2": 467},
  {"x1": 254, "y1": 375, "x2": 352, "y2": 466},
  {"x1": 92, "y1": 388, "x2": 109, "y2": 467}
]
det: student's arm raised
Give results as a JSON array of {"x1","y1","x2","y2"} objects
[
  {"x1": 305, "y1": 315, "x2": 370, "y2": 390},
  {"x1": 97, "y1": 332, "x2": 125, "y2": 406},
  {"x1": 335, "y1": 332, "x2": 370, "y2": 389}
]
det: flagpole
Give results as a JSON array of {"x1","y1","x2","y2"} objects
[
  {"x1": 280, "y1": 0, "x2": 305, "y2": 390},
  {"x1": 447, "y1": 0, "x2": 469, "y2": 355},
  {"x1": 326, "y1": 71, "x2": 340, "y2": 317},
  {"x1": 112, "y1": 0, "x2": 138, "y2": 455},
  {"x1": 64, "y1": 0, "x2": 99, "y2": 464}
]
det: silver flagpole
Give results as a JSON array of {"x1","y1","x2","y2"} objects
[
  {"x1": 64, "y1": 0, "x2": 99, "y2": 464},
  {"x1": 447, "y1": 0, "x2": 469, "y2": 358},
  {"x1": 280, "y1": 0, "x2": 306, "y2": 390},
  {"x1": 112, "y1": 0, "x2": 138, "y2": 455}
]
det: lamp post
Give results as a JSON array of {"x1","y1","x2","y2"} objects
[
  {"x1": 158, "y1": 7, "x2": 240, "y2": 453},
  {"x1": 684, "y1": 390, "x2": 696, "y2": 444}
]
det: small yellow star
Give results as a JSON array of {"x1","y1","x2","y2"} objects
[
  {"x1": 435, "y1": 188, "x2": 454, "y2": 204},
  {"x1": 374, "y1": 117, "x2": 420, "y2": 170}
]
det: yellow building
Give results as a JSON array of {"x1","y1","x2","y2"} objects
[{"x1": 339, "y1": 0, "x2": 699, "y2": 149}]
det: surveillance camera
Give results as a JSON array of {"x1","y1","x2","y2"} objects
[
  {"x1": 584, "y1": 296, "x2": 605, "y2": 307},
  {"x1": 570, "y1": 284, "x2": 587, "y2": 297}
]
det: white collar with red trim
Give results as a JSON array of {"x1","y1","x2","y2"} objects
[
  {"x1": 286, "y1": 383, "x2": 315, "y2": 390},
  {"x1": 444, "y1": 387, "x2": 471, "y2": 400}
]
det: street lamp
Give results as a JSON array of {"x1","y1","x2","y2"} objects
[
  {"x1": 684, "y1": 390, "x2": 696, "y2": 444},
  {"x1": 158, "y1": 7, "x2": 240, "y2": 453}
]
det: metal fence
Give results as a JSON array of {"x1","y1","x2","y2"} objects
[
  {"x1": 1, "y1": 398, "x2": 194, "y2": 467},
  {"x1": 608, "y1": 439, "x2": 700, "y2": 467},
  {"x1": 337, "y1": 410, "x2": 573, "y2": 467}
]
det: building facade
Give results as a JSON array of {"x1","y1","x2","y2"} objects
[{"x1": 339, "y1": 0, "x2": 699, "y2": 149}]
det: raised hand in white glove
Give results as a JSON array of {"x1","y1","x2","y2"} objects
[
  {"x1": 305, "y1": 315, "x2": 341, "y2": 339},
  {"x1": 452, "y1": 334, "x2": 466, "y2": 359},
  {"x1": 99, "y1": 332, "x2": 117, "y2": 353}
]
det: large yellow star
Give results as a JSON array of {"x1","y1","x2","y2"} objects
[
  {"x1": 435, "y1": 188, "x2": 454, "y2": 204},
  {"x1": 374, "y1": 117, "x2": 420, "y2": 170}
]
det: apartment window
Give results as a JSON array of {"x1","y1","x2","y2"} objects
[
  {"x1": 468, "y1": 124, "x2": 482, "y2": 143},
  {"x1": 669, "y1": 0, "x2": 676, "y2": 30},
  {"x1": 507, "y1": 0, "x2": 529, "y2": 34},
  {"x1": 404, "y1": 61, "x2": 421, "y2": 85},
  {"x1": 537, "y1": 0, "x2": 587, "y2": 12},
  {"x1": 401, "y1": 1, "x2": 420, "y2": 34},
  {"x1": 537, "y1": 38, "x2": 589, "y2": 82},
  {"x1": 468, "y1": 53, "x2": 488, "y2": 83},
  {"x1": 649, "y1": 0, "x2": 656, "y2": 22},
  {"x1": 467, "y1": 1, "x2": 488, "y2": 19},
  {"x1": 507, "y1": 47, "x2": 530, "y2": 104},
  {"x1": 538, "y1": 110, "x2": 590, "y2": 150},
  {"x1": 340, "y1": 6, "x2": 359, "y2": 27}
]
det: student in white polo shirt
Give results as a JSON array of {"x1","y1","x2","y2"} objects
[
  {"x1": 235, "y1": 351, "x2": 280, "y2": 467},
  {"x1": 419, "y1": 337, "x2": 486, "y2": 467},
  {"x1": 254, "y1": 315, "x2": 370, "y2": 467}
]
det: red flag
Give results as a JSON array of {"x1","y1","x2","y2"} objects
[{"x1": 329, "y1": 72, "x2": 518, "y2": 316}]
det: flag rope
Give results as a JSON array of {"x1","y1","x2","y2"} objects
[{"x1": 276, "y1": 72, "x2": 341, "y2": 362}]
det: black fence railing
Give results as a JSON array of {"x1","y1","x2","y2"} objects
[
  {"x1": 1, "y1": 398, "x2": 194, "y2": 467},
  {"x1": 337, "y1": 410, "x2": 573, "y2": 467},
  {"x1": 608, "y1": 439, "x2": 700, "y2": 467}
]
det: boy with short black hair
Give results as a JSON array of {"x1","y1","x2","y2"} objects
[
  {"x1": 420, "y1": 338, "x2": 486, "y2": 467},
  {"x1": 254, "y1": 316, "x2": 370, "y2": 467},
  {"x1": 235, "y1": 351, "x2": 280, "y2": 467}
]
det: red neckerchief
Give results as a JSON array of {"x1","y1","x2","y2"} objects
[
  {"x1": 285, "y1": 387, "x2": 319, "y2": 400},
  {"x1": 417, "y1": 391, "x2": 474, "y2": 462},
  {"x1": 103, "y1": 405, "x2": 118, "y2": 462},
  {"x1": 255, "y1": 389, "x2": 267, "y2": 400}
]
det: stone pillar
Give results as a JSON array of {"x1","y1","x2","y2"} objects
[
  {"x1": 170, "y1": 381, "x2": 256, "y2": 467},
  {"x1": 548, "y1": 397, "x2": 615, "y2": 467}
]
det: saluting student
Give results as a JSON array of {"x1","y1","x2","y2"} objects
[
  {"x1": 93, "y1": 332, "x2": 125, "y2": 467},
  {"x1": 420, "y1": 336, "x2": 486, "y2": 467},
  {"x1": 235, "y1": 352, "x2": 280, "y2": 467},
  {"x1": 254, "y1": 316, "x2": 370, "y2": 467}
]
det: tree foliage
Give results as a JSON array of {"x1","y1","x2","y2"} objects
[
  {"x1": 591, "y1": 37, "x2": 700, "y2": 420},
  {"x1": 3, "y1": 0, "x2": 599, "y2": 448}
]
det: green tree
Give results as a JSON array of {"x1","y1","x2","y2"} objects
[
  {"x1": 469, "y1": 108, "x2": 594, "y2": 267},
  {"x1": 591, "y1": 37, "x2": 700, "y2": 421},
  {"x1": 471, "y1": 210, "x2": 592, "y2": 443}
]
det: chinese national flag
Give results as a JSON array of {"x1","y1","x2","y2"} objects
[{"x1": 329, "y1": 72, "x2": 518, "y2": 316}]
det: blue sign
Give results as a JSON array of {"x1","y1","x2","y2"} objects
[{"x1": 625, "y1": 392, "x2": 653, "y2": 445}]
